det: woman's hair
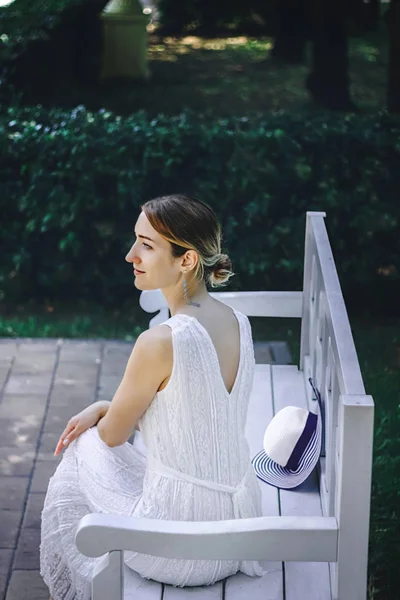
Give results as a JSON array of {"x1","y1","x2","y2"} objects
[{"x1": 141, "y1": 195, "x2": 234, "y2": 288}]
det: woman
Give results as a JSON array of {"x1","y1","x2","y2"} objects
[{"x1": 40, "y1": 194, "x2": 266, "y2": 600}]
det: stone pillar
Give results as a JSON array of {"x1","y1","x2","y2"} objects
[{"x1": 100, "y1": 0, "x2": 151, "y2": 80}]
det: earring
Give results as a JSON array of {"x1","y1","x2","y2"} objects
[
  {"x1": 183, "y1": 272, "x2": 189, "y2": 304},
  {"x1": 183, "y1": 272, "x2": 200, "y2": 307}
]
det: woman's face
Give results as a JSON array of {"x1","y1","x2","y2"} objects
[{"x1": 125, "y1": 211, "x2": 182, "y2": 291}]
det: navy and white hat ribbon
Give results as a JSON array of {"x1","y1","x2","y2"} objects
[{"x1": 251, "y1": 378, "x2": 323, "y2": 489}]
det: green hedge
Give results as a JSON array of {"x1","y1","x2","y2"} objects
[
  {"x1": 0, "y1": 0, "x2": 76, "y2": 61},
  {"x1": 0, "y1": 0, "x2": 107, "y2": 102},
  {"x1": 1, "y1": 106, "x2": 399, "y2": 314}
]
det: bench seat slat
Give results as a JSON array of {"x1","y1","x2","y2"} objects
[
  {"x1": 164, "y1": 582, "x2": 223, "y2": 599},
  {"x1": 272, "y1": 365, "x2": 332, "y2": 600},
  {"x1": 123, "y1": 565, "x2": 163, "y2": 599},
  {"x1": 226, "y1": 364, "x2": 283, "y2": 600},
  {"x1": 226, "y1": 570, "x2": 283, "y2": 600},
  {"x1": 246, "y1": 365, "x2": 281, "y2": 520}
]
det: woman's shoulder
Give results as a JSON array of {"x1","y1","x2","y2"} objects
[{"x1": 137, "y1": 325, "x2": 173, "y2": 357}]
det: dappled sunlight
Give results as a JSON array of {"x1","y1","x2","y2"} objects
[
  {"x1": 176, "y1": 36, "x2": 250, "y2": 50},
  {"x1": 175, "y1": 46, "x2": 190, "y2": 55},
  {"x1": 3, "y1": 414, "x2": 42, "y2": 448},
  {"x1": 148, "y1": 35, "x2": 273, "y2": 63},
  {"x1": 165, "y1": 35, "x2": 249, "y2": 50},
  {"x1": 7, "y1": 451, "x2": 34, "y2": 464},
  {"x1": 147, "y1": 45, "x2": 178, "y2": 62},
  {"x1": 5, "y1": 414, "x2": 42, "y2": 447},
  {"x1": 0, "y1": 0, "x2": 16, "y2": 6},
  {"x1": 8, "y1": 414, "x2": 41, "y2": 430},
  {"x1": 0, "y1": 449, "x2": 35, "y2": 475}
]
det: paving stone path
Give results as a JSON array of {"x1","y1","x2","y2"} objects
[{"x1": 0, "y1": 337, "x2": 291, "y2": 600}]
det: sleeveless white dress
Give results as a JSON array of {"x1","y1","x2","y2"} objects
[{"x1": 40, "y1": 310, "x2": 266, "y2": 599}]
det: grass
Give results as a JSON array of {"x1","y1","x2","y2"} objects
[
  {"x1": 350, "y1": 319, "x2": 400, "y2": 598},
  {"x1": 0, "y1": 301, "x2": 399, "y2": 598},
  {"x1": 20, "y1": 21, "x2": 389, "y2": 116},
  {"x1": 0, "y1": 300, "x2": 145, "y2": 341}
]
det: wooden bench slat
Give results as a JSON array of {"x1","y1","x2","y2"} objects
[
  {"x1": 225, "y1": 571, "x2": 283, "y2": 600},
  {"x1": 139, "y1": 291, "x2": 303, "y2": 320},
  {"x1": 272, "y1": 365, "x2": 332, "y2": 600},
  {"x1": 246, "y1": 365, "x2": 281, "y2": 519},
  {"x1": 226, "y1": 364, "x2": 283, "y2": 600},
  {"x1": 164, "y1": 581, "x2": 223, "y2": 599},
  {"x1": 123, "y1": 565, "x2": 163, "y2": 599},
  {"x1": 308, "y1": 215, "x2": 365, "y2": 396},
  {"x1": 211, "y1": 291, "x2": 303, "y2": 318}
]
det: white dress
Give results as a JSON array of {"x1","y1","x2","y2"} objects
[{"x1": 40, "y1": 310, "x2": 266, "y2": 599}]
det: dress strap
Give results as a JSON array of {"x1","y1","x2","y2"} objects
[{"x1": 159, "y1": 313, "x2": 187, "y2": 330}]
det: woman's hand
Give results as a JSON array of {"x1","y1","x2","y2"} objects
[{"x1": 54, "y1": 401, "x2": 111, "y2": 456}]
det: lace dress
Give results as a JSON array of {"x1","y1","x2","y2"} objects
[{"x1": 40, "y1": 310, "x2": 266, "y2": 599}]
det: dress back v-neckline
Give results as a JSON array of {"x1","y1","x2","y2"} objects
[{"x1": 177, "y1": 310, "x2": 243, "y2": 398}]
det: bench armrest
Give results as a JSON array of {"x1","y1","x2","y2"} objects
[{"x1": 76, "y1": 513, "x2": 338, "y2": 562}]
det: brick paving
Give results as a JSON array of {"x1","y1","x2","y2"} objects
[{"x1": 0, "y1": 337, "x2": 290, "y2": 600}]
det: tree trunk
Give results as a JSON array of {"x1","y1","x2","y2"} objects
[
  {"x1": 363, "y1": 0, "x2": 380, "y2": 31},
  {"x1": 272, "y1": 0, "x2": 309, "y2": 64},
  {"x1": 306, "y1": 0, "x2": 355, "y2": 110},
  {"x1": 348, "y1": 0, "x2": 381, "y2": 32},
  {"x1": 386, "y1": 0, "x2": 400, "y2": 113}
]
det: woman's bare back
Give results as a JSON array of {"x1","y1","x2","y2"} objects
[{"x1": 158, "y1": 298, "x2": 241, "y2": 394}]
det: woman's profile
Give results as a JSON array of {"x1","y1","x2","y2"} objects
[{"x1": 40, "y1": 194, "x2": 266, "y2": 599}]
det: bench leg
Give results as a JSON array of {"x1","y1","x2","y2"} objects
[
  {"x1": 332, "y1": 397, "x2": 374, "y2": 600},
  {"x1": 92, "y1": 550, "x2": 124, "y2": 600}
]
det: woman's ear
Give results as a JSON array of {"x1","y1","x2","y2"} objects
[{"x1": 182, "y1": 250, "x2": 198, "y2": 271}]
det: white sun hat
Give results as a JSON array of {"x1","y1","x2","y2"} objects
[{"x1": 252, "y1": 378, "x2": 323, "y2": 489}]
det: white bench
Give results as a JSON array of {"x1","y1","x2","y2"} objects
[{"x1": 75, "y1": 212, "x2": 374, "y2": 600}]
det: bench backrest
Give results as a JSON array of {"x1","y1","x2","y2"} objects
[{"x1": 299, "y1": 213, "x2": 374, "y2": 525}]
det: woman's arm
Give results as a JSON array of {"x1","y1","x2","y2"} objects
[
  {"x1": 96, "y1": 400, "x2": 111, "y2": 420},
  {"x1": 97, "y1": 325, "x2": 172, "y2": 447},
  {"x1": 98, "y1": 400, "x2": 141, "y2": 432},
  {"x1": 54, "y1": 400, "x2": 111, "y2": 456}
]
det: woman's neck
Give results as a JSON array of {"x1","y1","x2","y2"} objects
[{"x1": 163, "y1": 280, "x2": 209, "y2": 317}]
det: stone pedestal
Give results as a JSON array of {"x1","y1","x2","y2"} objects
[{"x1": 100, "y1": 0, "x2": 151, "y2": 80}]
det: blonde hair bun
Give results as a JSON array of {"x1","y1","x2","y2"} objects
[{"x1": 208, "y1": 253, "x2": 234, "y2": 288}]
